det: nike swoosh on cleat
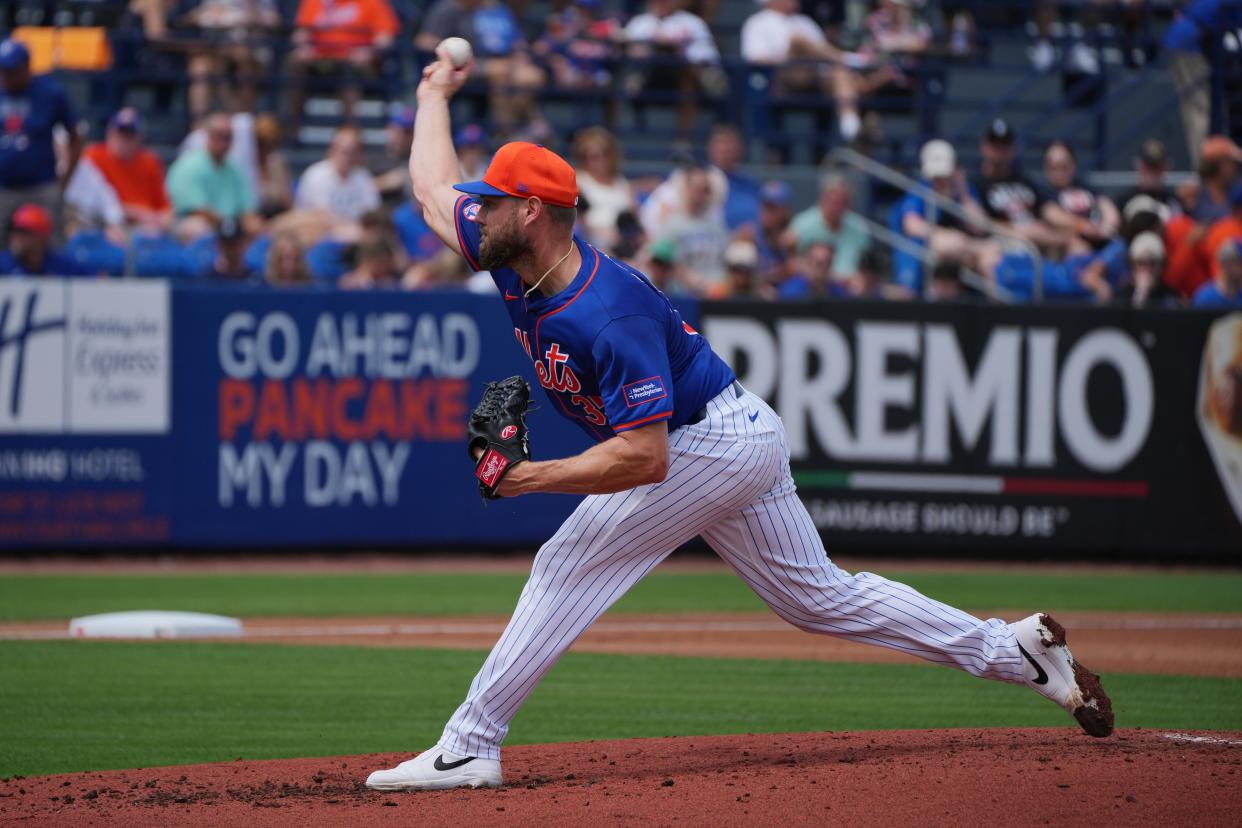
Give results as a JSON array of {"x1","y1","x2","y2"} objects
[
  {"x1": 1017, "y1": 643, "x2": 1049, "y2": 686},
  {"x1": 748, "y1": 411, "x2": 759, "y2": 422},
  {"x1": 433, "y1": 755, "x2": 476, "y2": 771}
]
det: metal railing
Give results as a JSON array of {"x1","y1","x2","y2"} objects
[{"x1": 828, "y1": 146, "x2": 1043, "y2": 302}]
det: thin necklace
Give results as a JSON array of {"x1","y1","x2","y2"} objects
[{"x1": 524, "y1": 241, "x2": 575, "y2": 298}]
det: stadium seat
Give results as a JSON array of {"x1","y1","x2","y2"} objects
[
  {"x1": 306, "y1": 240, "x2": 348, "y2": 285},
  {"x1": 182, "y1": 234, "x2": 218, "y2": 279},
  {"x1": 64, "y1": 230, "x2": 126, "y2": 278},
  {"x1": 131, "y1": 234, "x2": 191, "y2": 279},
  {"x1": 244, "y1": 235, "x2": 272, "y2": 276}
]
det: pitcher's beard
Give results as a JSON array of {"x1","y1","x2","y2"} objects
[{"x1": 477, "y1": 224, "x2": 532, "y2": 272}]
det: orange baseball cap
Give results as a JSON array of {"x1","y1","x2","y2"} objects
[
  {"x1": 9, "y1": 203, "x2": 52, "y2": 237},
  {"x1": 454, "y1": 141, "x2": 579, "y2": 208}
]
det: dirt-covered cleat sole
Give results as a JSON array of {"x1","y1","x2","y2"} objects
[{"x1": 1012, "y1": 613, "x2": 1114, "y2": 738}]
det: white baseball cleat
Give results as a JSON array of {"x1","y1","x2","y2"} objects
[
  {"x1": 365, "y1": 747, "x2": 502, "y2": 791},
  {"x1": 1011, "y1": 613, "x2": 1114, "y2": 738}
]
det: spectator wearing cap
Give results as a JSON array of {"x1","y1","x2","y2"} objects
[
  {"x1": 707, "y1": 125, "x2": 762, "y2": 231},
  {"x1": 1171, "y1": 182, "x2": 1242, "y2": 299},
  {"x1": 166, "y1": 112, "x2": 259, "y2": 241},
  {"x1": 375, "y1": 106, "x2": 416, "y2": 205},
  {"x1": 81, "y1": 108, "x2": 173, "y2": 232},
  {"x1": 1033, "y1": 198, "x2": 1167, "y2": 304},
  {"x1": 416, "y1": 0, "x2": 547, "y2": 136},
  {"x1": 1041, "y1": 140, "x2": 1120, "y2": 254},
  {"x1": 900, "y1": 139, "x2": 991, "y2": 273},
  {"x1": 721, "y1": 239, "x2": 775, "y2": 299},
  {"x1": 573, "y1": 126, "x2": 635, "y2": 250},
  {"x1": 456, "y1": 124, "x2": 491, "y2": 183},
  {"x1": 1192, "y1": 239, "x2": 1242, "y2": 308},
  {"x1": 1114, "y1": 231, "x2": 1180, "y2": 309},
  {"x1": 254, "y1": 113, "x2": 293, "y2": 217},
  {"x1": 206, "y1": 219, "x2": 258, "y2": 281},
  {"x1": 753, "y1": 180, "x2": 794, "y2": 285},
  {"x1": 786, "y1": 172, "x2": 871, "y2": 282},
  {"x1": 1190, "y1": 135, "x2": 1242, "y2": 224},
  {"x1": 0, "y1": 38, "x2": 80, "y2": 240},
  {"x1": 1117, "y1": 139, "x2": 1182, "y2": 220},
  {"x1": 0, "y1": 204, "x2": 87, "y2": 276},
  {"x1": 623, "y1": 0, "x2": 724, "y2": 141},
  {"x1": 972, "y1": 118, "x2": 1064, "y2": 254},
  {"x1": 640, "y1": 237, "x2": 681, "y2": 293},
  {"x1": 295, "y1": 127, "x2": 381, "y2": 225},
  {"x1": 290, "y1": 0, "x2": 399, "y2": 128},
  {"x1": 183, "y1": 0, "x2": 281, "y2": 120}
]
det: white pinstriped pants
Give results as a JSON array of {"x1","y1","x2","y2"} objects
[{"x1": 438, "y1": 384, "x2": 1027, "y2": 760}]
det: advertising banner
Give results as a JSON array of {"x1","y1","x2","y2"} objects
[
  {"x1": 702, "y1": 301, "x2": 1242, "y2": 554},
  {"x1": 6, "y1": 276, "x2": 1237, "y2": 554},
  {"x1": 0, "y1": 278, "x2": 173, "y2": 544},
  {"x1": 171, "y1": 286, "x2": 592, "y2": 546}
]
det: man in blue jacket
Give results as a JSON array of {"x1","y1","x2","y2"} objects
[{"x1": 0, "y1": 39, "x2": 80, "y2": 242}]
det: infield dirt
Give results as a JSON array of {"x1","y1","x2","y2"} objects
[{"x1": 3, "y1": 729, "x2": 1239, "y2": 827}]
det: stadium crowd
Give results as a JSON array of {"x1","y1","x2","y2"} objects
[{"x1": 1, "y1": 1, "x2": 1240, "y2": 308}]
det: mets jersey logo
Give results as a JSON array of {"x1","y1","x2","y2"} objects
[
  {"x1": 514, "y1": 328, "x2": 607, "y2": 426},
  {"x1": 514, "y1": 330, "x2": 581, "y2": 393},
  {"x1": 463, "y1": 202, "x2": 481, "y2": 221}
]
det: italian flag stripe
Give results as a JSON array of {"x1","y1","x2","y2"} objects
[{"x1": 794, "y1": 471, "x2": 1149, "y2": 498}]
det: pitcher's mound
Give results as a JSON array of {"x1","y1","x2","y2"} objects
[{"x1": 5, "y1": 728, "x2": 1240, "y2": 827}]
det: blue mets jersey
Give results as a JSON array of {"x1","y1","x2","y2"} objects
[{"x1": 453, "y1": 196, "x2": 735, "y2": 441}]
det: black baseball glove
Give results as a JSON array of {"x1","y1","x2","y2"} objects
[{"x1": 468, "y1": 375, "x2": 533, "y2": 500}]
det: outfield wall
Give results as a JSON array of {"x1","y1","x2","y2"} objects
[{"x1": 1, "y1": 278, "x2": 1239, "y2": 554}]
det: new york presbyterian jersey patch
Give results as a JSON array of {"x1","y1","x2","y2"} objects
[
  {"x1": 623, "y1": 377, "x2": 668, "y2": 408},
  {"x1": 452, "y1": 196, "x2": 735, "y2": 441}
]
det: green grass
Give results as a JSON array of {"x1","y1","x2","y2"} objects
[
  {"x1": 2, "y1": 640, "x2": 1240, "y2": 777},
  {"x1": 2, "y1": 570, "x2": 1241, "y2": 622}
]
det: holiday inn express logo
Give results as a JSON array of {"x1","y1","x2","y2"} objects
[
  {"x1": 0, "y1": 287, "x2": 66, "y2": 422},
  {"x1": 0, "y1": 279, "x2": 170, "y2": 435}
]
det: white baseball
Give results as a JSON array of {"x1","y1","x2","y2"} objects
[{"x1": 438, "y1": 37, "x2": 473, "y2": 69}]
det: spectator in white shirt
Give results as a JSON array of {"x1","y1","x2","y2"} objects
[
  {"x1": 573, "y1": 126, "x2": 635, "y2": 250},
  {"x1": 623, "y1": 0, "x2": 724, "y2": 140},
  {"x1": 295, "y1": 127, "x2": 381, "y2": 222},
  {"x1": 642, "y1": 163, "x2": 730, "y2": 296},
  {"x1": 741, "y1": 0, "x2": 899, "y2": 141},
  {"x1": 63, "y1": 157, "x2": 127, "y2": 245}
]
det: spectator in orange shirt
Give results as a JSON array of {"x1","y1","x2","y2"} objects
[
  {"x1": 290, "y1": 0, "x2": 400, "y2": 129},
  {"x1": 1168, "y1": 182, "x2": 1242, "y2": 298},
  {"x1": 81, "y1": 108, "x2": 173, "y2": 233}
]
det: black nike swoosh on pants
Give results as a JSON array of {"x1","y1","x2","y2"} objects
[
  {"x1": 1017, "y1": 643, "x2": 1049, "y2": 685},
  {"x1": 433, "y1": 755, "x2": 476, "y2": 771}
]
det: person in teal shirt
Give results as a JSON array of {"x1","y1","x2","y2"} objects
[
  {"x1": 787, "y1": 172, "x2": 871, "y2": 280},
  {"x1": 166, "y1": 112, "x2": 257, "y2": 237}
]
